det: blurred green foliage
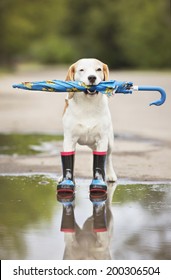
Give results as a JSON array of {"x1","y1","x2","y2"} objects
[{"x1": 0, "y1": 0, "x2": 171, "y2": 69}]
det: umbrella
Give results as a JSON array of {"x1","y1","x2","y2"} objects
[{"x1": 13, "y1": 80, "x2": 166, "y2": 106}]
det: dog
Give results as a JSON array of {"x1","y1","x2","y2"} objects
[{"x1": 58, "y1": 58, "x2": 117, "y2": 194}]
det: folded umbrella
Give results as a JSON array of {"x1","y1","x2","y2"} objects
[{"x1": 12, "y1": 80, "x2": 166, "y2": 106}]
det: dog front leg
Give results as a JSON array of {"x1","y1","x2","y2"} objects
[
  {"x1": 89, "y1": 136, "x2": 109, "y2": 194},
  {"x1": 63, "y1": 135, "x2": 78, "y2": 152},
  {"x1": 57, "y1": 136, "x2": 77, "y2": 193},
  {"x1": 89, "y1": 150, "x2": 107, "y2": 193}
]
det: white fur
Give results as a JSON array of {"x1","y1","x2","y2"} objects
[{"x1": 63, "y1": 58, "x2": 117, "y2": 182}]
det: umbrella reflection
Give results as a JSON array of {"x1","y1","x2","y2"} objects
[{"x1": 57, "y1": 182, "x2": 117, "y2": 260}]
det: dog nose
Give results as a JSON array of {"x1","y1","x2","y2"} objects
[{"x1": 88, "y1": 75, "x2": 97, "y2": 83}]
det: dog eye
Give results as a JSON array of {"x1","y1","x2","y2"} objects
[
  {"x1": 79, "y1": 69, "x2": 84, "y2": 72},
  {"x1": 96, "y1": 68, "x2": 102, "y2": 71}
]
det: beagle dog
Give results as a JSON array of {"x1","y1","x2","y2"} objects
[{"x1": 61, "y1": 58, "x2": 117, "y2": 183}]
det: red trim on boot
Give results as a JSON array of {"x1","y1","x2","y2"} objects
[
  {"x1": 61, "y1": 228, "x2": 75, "y2": 232},
  {"x1": 94, "y1": 228, "x2": 107, "y2": 232},
  {"x1": 61, "y1": 151, "x2": 75, "y2": 156},
  {"x1": 93, "y1": 151, "x2": 107, "y2": 156}
]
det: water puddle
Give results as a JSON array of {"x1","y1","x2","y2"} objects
[
  {"x1": 0, "y1": 175, "x2": 171, "y2": 260},
  {"x1": 0, "y1": 134, "x2": 63, "y2": 155}
]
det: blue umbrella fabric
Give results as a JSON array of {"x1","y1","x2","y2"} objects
[
  {"x1": 12, "y1": 79, "x2": 166, "y2": 105},
  {"x1": 12, "y1": 80, "x2": 133, "y2": 96}
]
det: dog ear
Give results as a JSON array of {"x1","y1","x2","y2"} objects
[
  {"x1": 103, "y1": 63, "x2": 109, "y2": 81},
  {"x1": 65, "y1": 63, "x2": 76, "y2": 81},
  {"x1": 65, "y1": 63, "x2": 76, "y2": 100}
]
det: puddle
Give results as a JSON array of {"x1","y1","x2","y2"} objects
[
  {"x1": 0, "y1": 175, "x2": 171, "y2": 260},
  {"x1": 0, "y1": 132, "x2": 160, "y2": 156},
  {"x1": 0, "y1": 133, "x2": 63, "y2": 155}
]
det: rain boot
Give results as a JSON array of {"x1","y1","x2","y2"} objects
[
  {"x1": 90, "y1": 151, "x2": 107, "y2": 193},
  {"x1": 57, "y1": 151, "x2": 75, "y2": 193}
]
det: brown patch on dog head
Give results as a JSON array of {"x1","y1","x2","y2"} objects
[
  {"x1": 65, "y1": 63, "x2": 76, "y2": 99},
  {"x1": 65, "y1": 63, "x2": 76, "y2": 81},
  {"x1": 103, "y1": 64, "x2": 109, "y2": 81}
]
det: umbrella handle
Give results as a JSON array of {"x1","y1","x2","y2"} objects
[{"x1": 132, "y1": 85, "x2": 166, "y2": 106}]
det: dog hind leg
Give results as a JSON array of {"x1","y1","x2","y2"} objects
[{"x1": 106, "y1": 152, "x2": 117, "y2": 182}]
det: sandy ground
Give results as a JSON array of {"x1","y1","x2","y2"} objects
[{"x1": 0, "y1": 66, "x2": 171, "y2": 181}]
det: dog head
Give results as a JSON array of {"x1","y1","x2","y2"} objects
[
  {"x1": 66, "y1": 58, "x2": 109, "y2": 85},
  {"x1": 65, "y1": 58, "x2": 109, "y2": 98}
]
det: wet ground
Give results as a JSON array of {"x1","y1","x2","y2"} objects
[{"x1": 0, "y1": 174, "x2": 171, "y2": 260}]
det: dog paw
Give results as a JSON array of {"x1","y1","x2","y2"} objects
[{"x1": 106, "y1": 173, "x2": 117, "y2": 182}]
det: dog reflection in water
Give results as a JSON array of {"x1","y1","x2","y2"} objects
[{"x1": 57, "y1": 182, "x2": 117, "y2": 260}]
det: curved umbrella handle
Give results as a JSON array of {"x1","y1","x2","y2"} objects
[{"x1": 134, "y1": 86, "x2": 166, "y2": 106}]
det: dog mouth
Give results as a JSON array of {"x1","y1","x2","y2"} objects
[
  {"x1": 84, "y1": 89, "x2": 99, "y2": 96},
  {"x1": 84, "y1": 82, "x2": 99, "y2": 95}
]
